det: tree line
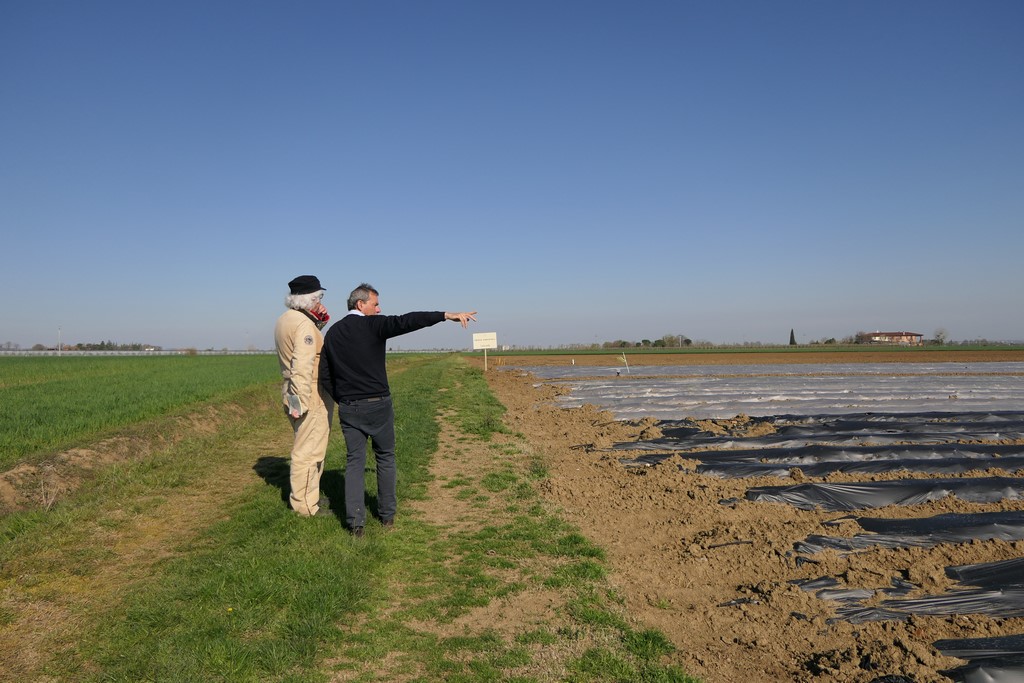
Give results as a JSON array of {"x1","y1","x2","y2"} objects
[
  {"x1": 25, "y1": 341, "x2": 164, "y2": 352},
  {"x1": 578, "y1": 327, "x2": 1012, "y2": 349}
]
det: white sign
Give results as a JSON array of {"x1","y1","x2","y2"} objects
[{"x1": 472, "y1": 332, "x2": 498, "y2": 350}]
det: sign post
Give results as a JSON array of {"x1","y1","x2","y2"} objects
[{"x1": 472, "y1": 332, "x2": 498, "y2": 371}]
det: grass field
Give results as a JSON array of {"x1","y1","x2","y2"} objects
[
  {"x1": 0, "y1": 355, "x2": 278, "y2": 470},
  {"x1": 0, "y1": 354, "x2": 694, "y2": 682}
]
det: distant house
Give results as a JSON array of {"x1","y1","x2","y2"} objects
[{"x1": 864, "y1": 331, "x2": 924, "y2": 346}]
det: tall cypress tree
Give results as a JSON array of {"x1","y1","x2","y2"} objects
[{"x1": 789, "y1": 329, "x2": 797, "y2": 345}]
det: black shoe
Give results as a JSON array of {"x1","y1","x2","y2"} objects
[
  {"x1": 351, "y1": 526, "x2": 364, "y2": 538},
  {"x1": 381, "y1": 519, "x2": 394, "y2": 530}
]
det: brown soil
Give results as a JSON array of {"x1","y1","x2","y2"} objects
[
  {"x1": 477, "y1": 350, "x2": 1024, "y2": 683},
  {"x1": 0, "y1": 404, "x2": 239, "y2": 515},
  {"x1": 5, "y1": 350, "x2": 1022, "y2": 681}
]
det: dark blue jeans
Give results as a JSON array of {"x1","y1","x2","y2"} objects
[{"x1": 338, "y1": 396, "x2": 396, "y2": 529}]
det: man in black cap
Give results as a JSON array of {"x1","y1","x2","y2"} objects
[
  {"x1": 274, "y1": 275, "x2": 334, "y2": 517},
  {"x1": 319, "y1": 282, "x2": 476, "y2": 536}
]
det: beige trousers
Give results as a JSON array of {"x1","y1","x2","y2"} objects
[{"x1": 287, "y1": 393, "x2": 333, "y2": 516}]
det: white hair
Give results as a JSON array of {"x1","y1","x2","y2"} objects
[{"x1": 285, "y1": 290, "x2": 324, "y2": 311}]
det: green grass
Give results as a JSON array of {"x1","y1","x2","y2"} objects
[
  {"x1": 0, "y1": 355, "x2": 278, "y2": 469},
  {"x1": 84, "y1": 501, "x2": 378, "y2": 682},
  {"x1": 317, "y1": 357, "x2": 696, "y2": 681},
  {"x1": 0, "y1": 354, "x2": 699, "y2": 682}
]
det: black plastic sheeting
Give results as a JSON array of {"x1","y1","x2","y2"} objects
[
  {"x1": 947, "y1": 557, "x2": 1024, "y2": 588},
  {"x1": 795, "y1": 516, "x2": 1024, "y2": 675},
  {"x1": 862, "y1": 557, "x2": 1024, "y2": 622},
  {"x1": 789, "y1": 557, "x2": 1024, "y2": 679},
  {"x1": 793, "y1": 557, "x2": 1024, "y2": 681},
  {"x1": 745, "y1": 477, "x2": 1024, "y2": 511},
  {"x1": 792, "y1": 512, "x2": 1024, "y2": 678},
  {"x1": 612, "y1": 410, "x2": 1024, "y2": 678},
  {"x1": 934, "y1": 634, "x2": 1024, "y2": 683},
  {"x1": 794, "y1": 511, "x2": 1024, "y2": 553},
  {"x1": 706, "y1": 452, "x2": 1024, "y2": 478},
  {"x1": 626, "y1": 444, "x2": 1024, "y2": 478},
  {"x1": 618, "y1": 412, "x2": 1024, "y2": 483},
  {"x1": 792, "y1": 575, "x2": 917, "y2": 601},
  {"x1": 839, "y1": 588, "x2": 1024, "y2": 622},
  {"x1": 614, "y1": 411, "x2": 1024, "y2": 453}
]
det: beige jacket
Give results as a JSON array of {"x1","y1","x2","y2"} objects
[{"x1": 274, "y1": 309, "x2": 326, "y2": 415}]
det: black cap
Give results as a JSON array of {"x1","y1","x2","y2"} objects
[{"x1": 288, "y1": 275, "x2": 325, "y2": 295}]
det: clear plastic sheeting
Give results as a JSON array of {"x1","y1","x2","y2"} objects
[
  {"x1": 512, "y1": 362, "x2": 1024, "y2": 420},
  {"x1": 745, "y1": 477, "x2": 1024, "y2": 511}
]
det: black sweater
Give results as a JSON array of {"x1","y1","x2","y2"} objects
[{"x1": 319, "y1": 311, "x2": 445, "y2": 401}]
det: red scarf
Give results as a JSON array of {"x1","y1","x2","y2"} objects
[{"x1": 302, "y1": 308, "x2": 330, "y2": 330}]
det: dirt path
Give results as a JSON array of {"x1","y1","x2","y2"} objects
[
  {"x1": 392, "y1": 408, "x2": 588, "y2": 681},
  {"x1": 480, "y1": 351, "x2": 1024, "y2": 682}
]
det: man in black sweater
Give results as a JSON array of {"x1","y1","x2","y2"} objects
[{"x1": 319, "y1": 283, "x2": 476, "y2": 536}]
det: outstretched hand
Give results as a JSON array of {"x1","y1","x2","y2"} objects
[{"x1": 445, "y1": 311, "x2": 478, "y2": 328}]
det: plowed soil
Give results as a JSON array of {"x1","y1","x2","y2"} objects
[{"x1": 478, "y1": 350, "x2": 1024, "y2": 682}]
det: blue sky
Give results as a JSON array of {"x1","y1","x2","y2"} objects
[{"x1": 2, "y1": 1, "x2": 1021, "y2": 350}]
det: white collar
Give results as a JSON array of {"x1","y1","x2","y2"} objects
[{"x1": 346, "y1": 309, "x2": 365, "y2": 317}]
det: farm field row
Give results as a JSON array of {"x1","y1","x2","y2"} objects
[
  {"x1": 0, "y1": 355, "x2": 279, "y2": 470},
  {"x1": 0, "y1": 355, "x2": 684, "y2": 682},
  {"x1": 483, "y1": 350, "x2": 1024, "y2": 681}
]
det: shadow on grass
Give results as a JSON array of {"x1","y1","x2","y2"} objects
[
  {"x1": 252, "y1": 455, "x2": 290, "y2": 507},
  {"x1": 253, "y1": 455, "x2": 385, "y2": 528},
  {"x1": 322, "y1": 465, "x2": 383, "y2": 525}
]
